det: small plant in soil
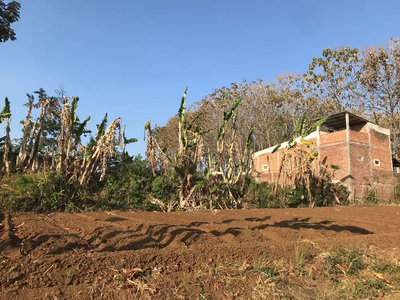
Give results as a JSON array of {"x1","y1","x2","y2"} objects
[
  {"x1": 258, "y1": 266, "x2": 280, "y2": 277},
  {"x1": 295, "y1": 241, "x2": 315, "y2": 274},
  {"x1": 323, "y1": 245, "x2": 364, "y2": 281}
]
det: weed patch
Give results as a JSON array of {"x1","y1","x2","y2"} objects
[
  {"x1": 319, "y1": 246, "x2": 400, "y2": 299},
  {"x1": 323, "y1": 245, "x2": 364, "y2": 280}
]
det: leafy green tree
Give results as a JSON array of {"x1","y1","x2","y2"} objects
[{"x1": 0, "y1": 0, "x2": 21, "y2": 43}]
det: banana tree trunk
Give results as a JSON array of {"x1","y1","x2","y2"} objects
[
  {"x1": 2, "y1": 120, "x2": 11, "y2": 175},
  {"x1": 274, "y1": 153, "x2": 286, "y2": 194},
  {"x1": 17, "y1": 103, "x2": 33, "y2": 168},
  {"x1": 27, "y1": 127, "x2": 42, "y2": 170}
]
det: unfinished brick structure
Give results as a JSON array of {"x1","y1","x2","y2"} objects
[{"x1": 253, "y1": 112, "x2": 395, "y2": 201}]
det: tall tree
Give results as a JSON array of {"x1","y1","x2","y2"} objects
[
  {"x1": 360, "y1": 38, "x2": 400, "y2": 158},
  {"x1": 0, "y1": 0, "x2": 21, "y2": 43},
  {"x1": 306, "y1": 46, "x2": 362, "y2": 113}
]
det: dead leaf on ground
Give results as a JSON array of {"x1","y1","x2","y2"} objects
[{"x1": 372, "y1": 271, "x2": 391, "y2": 284}]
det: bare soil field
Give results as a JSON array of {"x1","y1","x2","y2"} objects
[{"x1": 1, "y1": 206, "x2": 400, "y2": 299}]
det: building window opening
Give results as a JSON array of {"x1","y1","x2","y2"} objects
[
  {"x1": 357, "y1": 155, "x2": 364, "y2": 162},
  {"x1": 262, "y1": 165, "x2": 268, "y2": 171},
  {"x1": 374, "y1": 159, "x2": 380, "y2": 166}
]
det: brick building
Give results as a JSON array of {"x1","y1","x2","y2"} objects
[{"x1": 253, "y1": 111, "x2": 395, "y2": 201}]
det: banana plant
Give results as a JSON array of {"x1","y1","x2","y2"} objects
[
  {"x1": 144, "y1": 120, "x2": 157, "y2": 176},
  {"x1": 96, "y1": 113, "x2": 108, "y2": 141},
  {"x1": 214, "y1": 96, "x2": 254, "y2": 208},
  {"x1": 26, "y1": 89, "x2": 59, "y2": 171},
  {"x1": 123, "y1": 125, "x2": 138, "y2": 149},
  {"x1": 177, "y1": 88, "x2": 202, "y2": 208},
  {"x1": 0, "y1": 97, "x2": 12, "y2": 175},
  {"x1": 57, "y1": 96, "x2": 91, "y2": 172},
  {"x1": 80, "y1": 116, "x2": 124, "y2": 184},
  {"x1": 81, "y1": 113, "x2": 108, "y2": 172},
  {"x1": 144, "y1": 120, "x2": 172, "y2": 177},
  {"x1": 16, "y1": 94, "x2": 34, "y2": 168},
  {"x1": 147, "y1": 88, "x2": 204, "y2": 209},
  {"x1": 273, "y1": 114, "x2": 328, "y2": 153},
  {"x1": 69, "y1": 97, "x2": 91, "y2": 159},
  {"x1": 122, "y1": 124, "x2": 138, "y2": 161},
  {"x1": 272, "y1": 113, "x2": 328, "y2": 206}
]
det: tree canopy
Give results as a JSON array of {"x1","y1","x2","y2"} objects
[{"x1": 0, "y1": 0, "x2": 21, "y2": 43}]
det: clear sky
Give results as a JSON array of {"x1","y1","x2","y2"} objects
[{"x1": 1, "y1": 0, "x2": 399, "y2": 154}]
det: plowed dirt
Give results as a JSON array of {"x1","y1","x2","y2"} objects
[{"x1": 1, "y1": 206, "x2": 400, "y2": 299}]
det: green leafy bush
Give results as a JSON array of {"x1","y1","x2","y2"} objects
[
  {"x1": 365, "y1": 190, "x2": 380, "y2": 204},
  {"x1": 151, "y1": 176, "x2": 178, "y2": 204},
  {"x1": 246, "y1": 181, "x2": 313, "y2": 209},
  {"x1": 246, "y1": 179, "x2": 349, "y2": 209},
  {"x1": 0, "y1": 155, "x2": 158, "y2": 213},
  {"x1": 0, "y1": 171, "x2": 84, "y2": 212},
  {"x1": 101, "y1": 155, "x2": 154, "y2": 210}
]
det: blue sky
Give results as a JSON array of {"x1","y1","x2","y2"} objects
[{"x1": 1, "y1": 0, "x2": 399, "y2": 154}]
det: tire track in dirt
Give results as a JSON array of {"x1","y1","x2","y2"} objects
[
  {"x1": 43, "y1": 211, "x2": 249, "y2": 253},
  {"x1": 35, "y1": 213, "x2": 207, "y2": 253},
  {"x1": 5, "y1": 206, "x2": 400, "y2": 257},
  {"x1": 13, "y1": 214, "x2": 89, "y2": 255},
  {"x1": 40, "y1": 213, "x2": 144, "y2": 252},
  {"x1": 43, "y1": 208, "x2": 390, "y2": 254}
]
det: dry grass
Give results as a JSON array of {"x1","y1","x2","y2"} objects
[
  {"x1": 31, "y1": 244, "x2": 400, "y2": 299},
  {"x1": 314, "y1": 246, "x2": 400, "y2": 299}
]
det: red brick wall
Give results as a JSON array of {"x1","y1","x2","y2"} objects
[
  {"x1": 374, "y1": 183, "x2": 395, "y2": 200},
  {"x1": 350, "y1": 131, "x2": 369, "y2": 144},
  {"x1": 320, "y1": 130, "x2": 347, "y2": 145},
  {"x1": 319, "y1": 144, "x2": 349, "y2": 182},
  {"x1": 255, "y1": 151, "x2": 279, "y2": 183},
  {"x1": 370, "y1": 128, "x2": 392, "y2": 178},
  {"x1": 350, "y1": 144, "x2": 371, "y2": 181},
  {"x1": 352, "y1": 182, "x2": 370, "y2": 200},
  {"x1": 256, "y1": 152, "x2": 277, "y2": 174}
]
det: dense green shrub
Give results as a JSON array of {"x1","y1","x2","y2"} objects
[
  {"x1": 151, "y1": 176, "x2": 175, "y2": 202},
  {"x1": 246, "y1": 178, "x2": 349, "y2": 209},
  {"x1": 246, "y1": 181, "x2": 305, "y2": 208},
  {"x1": 0, "y1": 155, "x2": 159, "y2": 212},
  {"x1": 0, "y1": 171, "x2": 86, "y2": 212},
  {"x1": 101, "y1": 155, "x2": 154, "y2": 210},
  {"x1": 149, "y1": 175, "x2": 179, "y2": 210}
]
